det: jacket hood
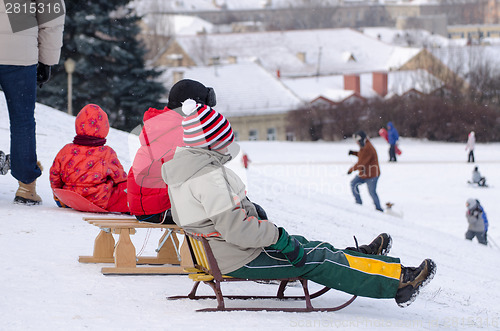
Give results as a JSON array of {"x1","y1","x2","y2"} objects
[
  {"x1": 162, "y1": 147, "x2": 231, "y2": 188},
  {"x1": 75, "y1": 104, "x2": 109, "y2": 138},
  {"x1": 139, "y1": 107, "x2": 184, "y2": 146},
  {"x1": 143, "y1": 107, "x2": 168, "y2": 122},
  {"x1": 387, "y1": 121, "x2": 394, "y2": 129}
]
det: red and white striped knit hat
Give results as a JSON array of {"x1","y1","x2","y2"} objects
[{"x1": 181, "y1": 99, "x2": 234, "y2": 152}]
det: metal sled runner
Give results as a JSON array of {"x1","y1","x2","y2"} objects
[{"x1": 168, "y1": 232, "x2": 357, "y2": 312}]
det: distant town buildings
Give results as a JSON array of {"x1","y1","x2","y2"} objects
[{"x1": 133, "y1": 0, "x2": 500, "y2": 141}]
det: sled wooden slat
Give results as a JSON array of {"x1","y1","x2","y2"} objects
[
  {"x1": 168, "y1": 232, "x2": 357, "y2": 312},
  {"x1": 79, "y1": 216, "x2": 193, "y2": 275}
]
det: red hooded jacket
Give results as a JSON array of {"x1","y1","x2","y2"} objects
[
  {"x1": 49, "y1": 104, "x2": 128, "y2": 209},
  {"x1": 127, "y1": 107, "x2": 184, "y2": 215}
]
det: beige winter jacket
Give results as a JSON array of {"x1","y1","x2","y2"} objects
[
  {"x1": 162, "y1": 147, "x2": 279, "y2": 274},
  {"x1": 0, "y1": 0, "x2": 65, "y2": 65}
]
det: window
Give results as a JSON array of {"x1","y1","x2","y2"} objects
[
  {"x1": 267, "y1": 128, "x2": 277, "y2": 141},
  {"x1": 234, "y1": 131, "x2": 239, "y2": 141},
  {"x1": 286, "y1": 131, "x2": 295, "y2": 141},
  {"x1": 249, "y1": 129, "x2": 258, "y2": 141}
]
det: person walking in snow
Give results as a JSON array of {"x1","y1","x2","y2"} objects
[
  {"x1": 466, "y1": 131, "x2": 475, "y2": 163},
  {"x1": 49, "y1": 104, "x2": 129, "y2": 213},
  {"x1": 470, "y1": 166, "x2": 487, "y2": 187},
  {"x1": 348, "y1": 131, "x2": 384, "y2": 212},
  {"x1": 465, "y1": 198, "x2": 488, "y2": 245},
  {"x1": 387, "y1": 122, "x2": 399, "y2": 162},
  {"x1": 127, "y1": 79, "x2": 213, "y2": 224},
  {"x1": 0, "y1": 1, "x2": 65, "y2": 205},
  {"x1": 161, "y1": 85, "x2": 436, "y2": 308}
]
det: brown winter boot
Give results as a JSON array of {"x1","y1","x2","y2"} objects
[
  {"x1": 395, "y1": 259, "x2": 436, "y2": 307},
  {"x1": 14, "y1": 180, "x2": 42, "y2": 205}
]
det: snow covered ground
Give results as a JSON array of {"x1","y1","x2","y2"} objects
[{"x1": 1, "y1": 98, "x2": 500, "y2": 330}]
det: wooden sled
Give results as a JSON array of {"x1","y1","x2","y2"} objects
[
  {"x1": 168, "y1": 232, "x2": 357, "y2": 312},
  {"x1": 79, "y1": 217, "x2": 192, "y2": 275},
  {"x1": 53, "y1": 188, "x2": 108, "y2": 213}
]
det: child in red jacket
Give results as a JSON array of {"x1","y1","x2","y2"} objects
[
  {"x1": 49, "y1": 104, "x2": 128, "y2": 213},
  {"x1": 127, "y1": 79, "x2": 214, "y2": 223}
]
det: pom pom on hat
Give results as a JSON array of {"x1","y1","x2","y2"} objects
[
  {"x1": 181, "y1": 99, "x2": 198, "y2": 116},
  {"x1": 167, "y1": 79, "x2": 216, "y2": 110},
  {"x1": 181, "y1": 102, "x2": 234, "y2": 152}
]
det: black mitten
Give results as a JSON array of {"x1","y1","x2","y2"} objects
[{"x1": 37, "y1": 62, "x2": 51, "y2": 88}]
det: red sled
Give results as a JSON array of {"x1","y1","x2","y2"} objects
[
  {"x1": 378, "y1": 128, "x2": 402, "y2": 155},
  {"x1": 53, "y1": 188, "x2": 108, "y2": 213}
]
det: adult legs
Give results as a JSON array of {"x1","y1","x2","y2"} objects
[
  {"x1": 350, "y1": 175, "x2": 365, "y2": 205},
  {"x1": 366, "y1": 176, "x2": 383, "y2": 211},
  {"x1": 468, "y1": 151, "x2": 475, "y2": 163},
  {"x1": 389, "y1": 144, "x2": 397, "y2": 162},
  {"x1": 0, "y1": 65, "x2": 41, "y2": 184}
]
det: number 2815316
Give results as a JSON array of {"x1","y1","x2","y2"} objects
[{"x1": 5, "y1": 2, "x2": 62, "y2": 14}]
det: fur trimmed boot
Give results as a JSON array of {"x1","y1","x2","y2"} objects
[
  {"x1": 14, "y1": 180, "x2": 42, "y2": 205},
  {"x1": 14, "y1": 161, "x2": 43, "y2": 205}
]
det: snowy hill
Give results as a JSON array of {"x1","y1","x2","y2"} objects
[{"x1": 1, "y1": 98, "x2": 500, "y2": 330}]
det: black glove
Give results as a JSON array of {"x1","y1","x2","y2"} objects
[
  {"x1": 36, "y1": 62, "x2": 51, "y2": 88},
  {"x1": 348, "y1": 150, "x2": 355, "y2": 155},
  {"x1": 270, "y1": 227, "x2": 306, "y2": 267},
  {"x1": 253, "y1": 202, "x2": 268, "y2": 220}
]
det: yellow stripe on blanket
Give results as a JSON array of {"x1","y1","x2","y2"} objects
[{"x1": 344, "y1": 254, "x2": 401, "y2": 280}]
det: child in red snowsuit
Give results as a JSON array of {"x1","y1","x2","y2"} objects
[{"x1": 49, "y1": 104, "x2": 128, "y2": 213}]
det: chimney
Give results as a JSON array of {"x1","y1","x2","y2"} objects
[
  {"x1": 344, "y1": 74, "x2": 361, "y2": 95},
  {"x1": 373, "y1": 72, "x2": 388, "y2": 97},
  {"x1": 173, "y1": 71, "x2": 184, "y2": 84}
]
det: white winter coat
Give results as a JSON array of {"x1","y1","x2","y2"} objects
[
  {"x1": 0, "y1": 0, "x2": 65, "y2": 66},
  {"x1": 466, "y1": 132, "x2": 475, "y2": 151},
  {"x1": 162, "y1": 147, "x2": 279, "y2": 274}
]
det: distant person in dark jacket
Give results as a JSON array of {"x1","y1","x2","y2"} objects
[
  {"x1": 387, "y1": 122, "x2": 399, "y2": 162},
  {"x1": 348, "y1": 131, "x2": 383, "y2": 212},
  {"x1": 465, "y1": 198, "x2": 488, "y2": 245}
]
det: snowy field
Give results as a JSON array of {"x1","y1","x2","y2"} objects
[{"x1": 1, "y1": 98, "x2": 500, "y2": 330}]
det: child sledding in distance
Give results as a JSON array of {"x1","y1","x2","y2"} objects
[
  {"x1": 469, "y1": 166, "x2": 487, "y2": 187},
  {"x1": 161, "y1": 87, "x2": 437, "y2": 308},
  {"x1": 465, "y1": 198, "x2": 488, "y2": 245},
  {"x1": 49, "y1": 104, "x2": 129, "y2": 213}
]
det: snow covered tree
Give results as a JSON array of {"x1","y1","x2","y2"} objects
[{"x1": 37, "y1": 1, "x2": 165, "y2": 131}]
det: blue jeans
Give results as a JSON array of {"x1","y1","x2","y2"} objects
[
  {"x1": 0, "y1": 65, "x2": 42, "y2": 183},
  {"x1": 351, "y1": 175, "x2": 383, "y2": 211},
  {"x1": 389, "y1": 144, "x2": 397, "y2": 162}
]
